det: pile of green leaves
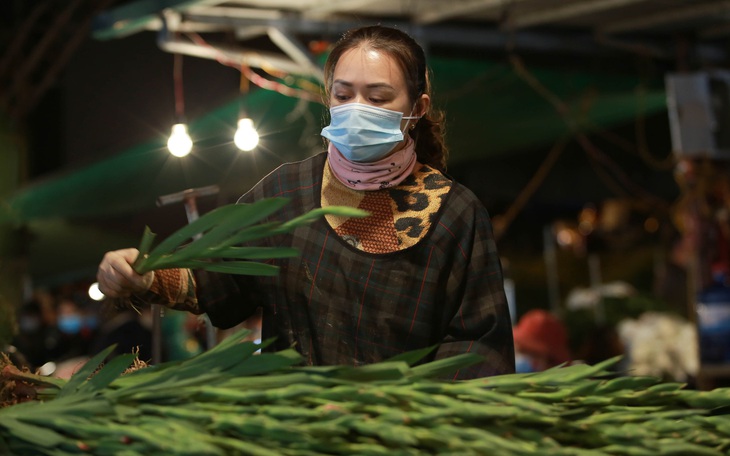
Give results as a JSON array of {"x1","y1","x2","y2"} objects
[{"x1": 3, "y1": 331, "x2": 730, "y2": 455}]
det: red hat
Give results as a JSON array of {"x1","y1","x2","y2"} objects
[{"x1": 513, "y1": 309, "x2": 571, "y2": 364}]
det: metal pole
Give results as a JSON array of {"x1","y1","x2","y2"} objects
[
  {"x1": 179, "y1": 193, "x2": 218, "y2": 351},
  {"x1": 588, "y1": 254, "x2": 604, "y2": 324},
  {"x1": 153, "y1": 185, "x2": 221, "y2": 361},
  {"x1": 543, "y1": 224, "x2": 561, "y2": 314}
]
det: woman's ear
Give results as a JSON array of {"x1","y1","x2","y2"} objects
[{"x1": 417, "y1": 94, "x2": 431, "y2": 117}]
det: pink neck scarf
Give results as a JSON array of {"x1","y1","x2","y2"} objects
[{"x1": 327, "y1": 137, "x2": 417, "y2": 191}]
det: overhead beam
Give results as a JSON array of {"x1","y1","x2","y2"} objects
[
  {"x1": 505, "y1": 0, "x2": 650, "y2": 30},
  {"x1": 184, "y1": 6, "x2": 283, "y2": 21},
  {"x1": 92, "y1": 0, "x2": 226, "y2": 40},
  {"x1": 92, "y1": 7, "x2": 728, "y2": 63},
  {"x1": 305, "y1": 0, "x2": 386, "y2": 17},
  {"x1": 181, "y1": 14, "x2": 602, "y2": 54},
  {"x1": 599, "y1": 0, "x2": 730, "y2": 35},
  {"x1": 157, "y1": 34, "x2": 315, "y2": 77},
  {"x1": 414, "y1": 0, "x2": 523, "y2": 26},
  {"x1": 139, "y1": 17, "x2": 230, "y2": 33},
  {"x1": 267, "y1": 27, "x2": 324, "y2": 81},
  {"x1": 156, "y1": 11, "x2": 317, "y2": 77},
  {"x1": 139, "y1": 7, "x2": 280, "y2": 36},
  {"x1": 168, "y1": 6, "x2": 282, "y2": 38},
  {"x1": 155, "y1": 10, "x2": 324, "y2": 79},
  {"x1": 176, "y1": 13, "x2": 728, "y2": 62}
]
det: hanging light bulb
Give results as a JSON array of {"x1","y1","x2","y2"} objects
[
  {"x1": 234, "y1": 118, "x2": 259, "y2": 151},
  {"x1": 167, "y1": 123, "x2": 193, "y2": 157}
]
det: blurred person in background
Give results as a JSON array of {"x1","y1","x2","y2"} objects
[
  {"x1": 49, "y1": 297, "x2": 94, "y2": 363},
  {"x1": 513, "y1": 309, "x2": 572, "y2": 373},
  {"x1": 10, "y1": 300, "x2": 48, "y2": 370},
  {"x1": 91, "y1": 305, "x2": 153, "y2": 362}
]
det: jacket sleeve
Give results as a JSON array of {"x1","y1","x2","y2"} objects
[
  {"x1": 128, "y1": 266, "x2": 260, "y2": 329},
  {"x1": 434, "y1": 200, "x2": 515, "y2": 380},
  {"x1": 193, "y1": 270, "x2": 262, "y2": 329}
]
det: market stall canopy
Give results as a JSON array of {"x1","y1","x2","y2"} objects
[
  {"x1": 1, "y1": 53, "x2": 671, "y2": 286},
  {"x1": 5, "y1": 55, "x2": 668, "y2": 224}
]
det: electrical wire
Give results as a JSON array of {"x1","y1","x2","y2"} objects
[
  {"x1": 577, "y1": 132, "x2": 669, "y2": 211},
  {"x1": 238, "y1": 62, "x2": 323, "y2": 104},
  {"x1": 173, "y1": 50, "x2": 185, "y2": 120},
  {"x1": 184, "y1": 32, "x2": 323, "y2": 104},
  {"x1": 633, "y1": 84, "x2": 676, "y2": 171},
  {"x1": 507, "y1": 52, "x2": 670, "y2": 210},
  {"x1": 256, "y1": 61, "x2": 323, "y2": 98},
  {"x1": 494, "y1": 136, "x2": 569, "y2": 241},
  {"x1": 239, "y1": 64, "x2": 249, "y2": 94}
]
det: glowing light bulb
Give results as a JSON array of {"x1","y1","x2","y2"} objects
[
  {"x1": 88, "y1": 282, "x2": 105, "y2": 301},
  {"x1": 167, "y1": 123, "x2": 193, "y2": 157},
  {"x1": 234, "y1": 118, "x2": 259, "y2": 151}
]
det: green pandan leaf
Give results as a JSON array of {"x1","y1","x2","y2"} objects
[
  {"x1": 409, "y1": 353, "x2": 486, "y2": 379},
  {"x1": 197, "y1": 246, "x2": 300, "y2": 260},
  {"x1": 57, "y1": 345, "x2": 117, "y2": 398},
  {"x1": 158, "y1": 198, "x2": 291, "y2": 263},
  {"x1": 171, "y1": 260, "x2": 281, "y2": 276},
  {"x1": 133, "y1": 198, "x2": 369, "y2": 276},
  {"x1": 384, "y1": 345, "x2": 439, "y2": 367}
]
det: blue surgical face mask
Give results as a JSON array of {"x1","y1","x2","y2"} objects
[
  {"x1": 321, "y1": 103, "x2": 420, "y2": 163},
  {"x1": 58, "y1": 315, "x2": 82, "y2": 335},
  {"x1": 515, "y1": 353, "x2": 536, "y2": 373}
]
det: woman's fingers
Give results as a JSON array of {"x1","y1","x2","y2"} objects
[{"x1": 96, "y1": 249, "x2": 154, "y2": 298}]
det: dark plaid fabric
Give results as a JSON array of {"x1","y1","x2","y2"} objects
[{"x1": 195, "y1": 152, "x2": 515, "y2": 379}]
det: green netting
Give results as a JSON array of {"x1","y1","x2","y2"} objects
[
  {"x1": 436, "y1": 58, "x2": 666, "y2": 157},
  {"x1": 3, "y1": 55, "x2": 667, "y2": 224},
  {"x1": 5, "y1": 89, "x2": 324, "y2": 222}
]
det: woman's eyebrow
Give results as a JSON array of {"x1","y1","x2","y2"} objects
[
  {"x1": 365, "y1": 83, "x2": 396, "y2": 91},
  {"x1": 333, "y1": 80, "x2": 395, "y2": 91}
]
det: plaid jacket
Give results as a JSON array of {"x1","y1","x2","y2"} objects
[{"x1": 195, "y1": 152, "x2": 515, "y2": 379}]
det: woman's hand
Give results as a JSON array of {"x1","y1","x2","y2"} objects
[{"x1": 96, "y1": 248, "x2": 155, "y2": 298}]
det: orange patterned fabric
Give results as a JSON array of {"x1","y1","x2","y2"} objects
[
  {"x1": 335, "y1": 190, "x2": 399, "y2": 253},
  {"x1": 322, "y1": 159, "x2": 452, "y2": 253},
  {"x1": 146, "y1": 268, "x2": 200, "y2": 313}
]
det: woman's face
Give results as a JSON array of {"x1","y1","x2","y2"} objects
[{"x1": 330, "y1": 46, "x2": 428, "y2": 152}]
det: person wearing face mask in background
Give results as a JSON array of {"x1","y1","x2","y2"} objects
[
  {"x1": 96, "y1": 25, "x2": 515, "y2": 379},
  {"x1": 49, "y1": 297, "x2": 94, "y2": 363},
  {"x1": 513, "y1": 309, "x2": 572, "y2": 373}
]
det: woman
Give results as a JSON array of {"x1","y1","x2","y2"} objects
[{"x1": 97, "y1": 25, "x2": 515, "y2": 379}]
